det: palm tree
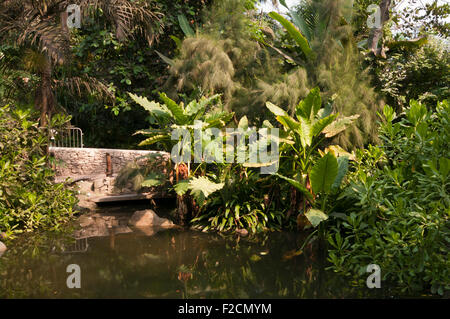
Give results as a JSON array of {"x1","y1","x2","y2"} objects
[{"x1": 0, "y1": 0, "x2": 164, "y2": 126}]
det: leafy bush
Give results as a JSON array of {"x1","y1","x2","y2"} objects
[
  {"x1": 373, "y1": 40, "x2": 450, "y2": 111},
  {"x1": 0, "y1": 105, "x2": 77, "y2": 237},
  {"x1": 191, "y1": 167, "x2": 285, "y2": 233},
  {"x1": 327, "y1": 99, "x2": 450, "y2": 295}
]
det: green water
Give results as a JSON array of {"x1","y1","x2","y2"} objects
[{"x1": 0, "y1": 205, "x2": 390, "y2": 298}]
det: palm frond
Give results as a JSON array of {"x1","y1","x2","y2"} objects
[
  {"x1": 0, "y1": 0, "x2": 70, "y2": 65},
  {"x1": 53, "y1": 75, "x2": 114, "y2": 101},
  {"x1": 77, "y1": 0, "x2": 164, "y2": 45}
]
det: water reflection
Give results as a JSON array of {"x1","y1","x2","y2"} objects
[{"x1": 0, "y1": 207, "x2": 387, "y2": 299}]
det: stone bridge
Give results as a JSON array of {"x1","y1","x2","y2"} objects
[{"x1": 49, "y1": 147, "x2": 171, "y2": 208}]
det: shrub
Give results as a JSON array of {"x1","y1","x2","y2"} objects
[
  {"x1": 0, "y1": 105, "x2": 77, "y2": 237},
  {"x1": 327, "y1": 99, "x2": 450, "y2": 295}
]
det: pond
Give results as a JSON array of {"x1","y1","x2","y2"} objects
[{"x1": 0, "y1": 204, "x2": 391, "y2": 298}]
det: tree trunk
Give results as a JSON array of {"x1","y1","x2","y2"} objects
[
  {"x1": 368, "y1": 0, "x2": 391, "y2": 58},
  {"x1": 36, "y1": 57, "x2": 54, "y2": 127}
]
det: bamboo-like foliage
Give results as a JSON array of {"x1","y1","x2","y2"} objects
[
  {"x1": 165, "y1": 0, "x2": 305, "y2": 122},
  {"x1": 268, "y1": 0, "x2": 382, "y2": 149}
]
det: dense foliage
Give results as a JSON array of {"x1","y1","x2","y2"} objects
[
  {"x1": 371, "y1": 39, "x2": 450, "y2": 111},
  {"x1": 327, "y1": 100, "x2": 450, "y2": 295},
  {"x1": 0, "y1": 106, "x2": 77, "y2": 237},
  {"x1": 0, "y1": 0, "x2": 448, "y2": 297}
]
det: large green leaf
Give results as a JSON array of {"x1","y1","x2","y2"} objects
[
  {"x1": 312, "y1": 114, "x2": 337, "y2": 137},
  {"x1": 269, "y1": 11, "x2": 313, "y2": 59},
  {"x1": 185, "y1": 94, "x2": 220, "y2": 118},
  {"x1": 128, "y1": 93, "x2": 171, "y2": 121},
  {"x1": 159, "y1": 92, "x2": 187, "y2": 124},
  {"x1": 322, "y1": 114, "x2": 360, "y2": 138},
  {"x1": 188, "y1": 176, "x2": 224, "y2": 203},
  {"x1": 174, "y1": 180, "x2": 190, "y2": 196},
  {"x1": 204, "y1": 109, "x2": 234, "y2": 128},
  {"x1": 266, "y1": 101, "x2": 288, "y2": 117},
  {"x1": 331, "y1": 156, "x2": 349, "y2": 191},
  {"x1": 184, "y1": 100, "x2": 202, "y2": 118},
  {"x1": 275, "y1": 174, "x2": 313, "y2": 201},
  {"x1": 276, "y1": 115, "x2": 300, "y2": 132},
  {"x1": 310, "y1": 152, "x2": 338, "y2": 194},
  {"x1": 296, "y1": 87, "x2": 321, "y2": 120},
  {"x1": 305, "y1": 208, "x2": 328, "y2": 227},
  {"x1": 141, "y1": 172, "x2": 165, "y2": 187},
  {"x1": 178, "y1": 14, "x2": 195, "y2": 37},
  {"x1": 289, "y1": 10, "x2": 312, "y2": 42},
  {"x1": 298, "y1": 117, "x2": 312, "y2": 148},
  {"x1": 138, "y1": 134, "x2": 170, "y2": 147}
]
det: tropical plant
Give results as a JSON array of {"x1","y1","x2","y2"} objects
[
  {"x1": 162, "y1": 0, "x2": 296, "y2": 122},
  {"x1": 0, "y1": 0, "x2": 163, "y2": 125},
  {"x1": 0, "y1": 105, "x2": 77, "y2": 237},
  {"x1": 327, "y1": 99, "x2": 450, "y2": 295},
  {"x1": 129, "y1": 91, "x2": 234, "y2": 224},
  {"x1": 371, "y1": 39, "x2": 450, "y2": 112},
  {"x1": 129, "y1": 92, "x2": 233, "y2": 150},
  {"x1": 266, "y1": 0, "x2": 382, "y2": 149},
  {"x1": 188, "y1": 163, "x2": 286, "y2": 233},
  {"x1": 265, "y1": 88, "x2": 359, "y2": 230}
]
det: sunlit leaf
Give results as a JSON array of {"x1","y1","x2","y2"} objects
[
  {"x1": 322, "y1": 115, "x2": 360, "y2": 138},
  {"x1": 305, "y1": 208, "x2": 328, "y2": 227}
]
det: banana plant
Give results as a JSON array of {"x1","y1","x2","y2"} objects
[{"x1": 266, "y1": 87, "x2": 358, "y2": 228}]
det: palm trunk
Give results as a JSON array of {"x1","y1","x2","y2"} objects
[{"x1": 36, "y1": 57, "x2": 54, "y2": 127}]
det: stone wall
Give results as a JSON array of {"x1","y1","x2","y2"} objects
[{"x1": 49, "y1": 147, "x2": 169, "y2": 177}]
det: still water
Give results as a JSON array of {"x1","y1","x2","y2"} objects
[{"x1": 0, "y1": 205, "x2": 388, "y2": 298}]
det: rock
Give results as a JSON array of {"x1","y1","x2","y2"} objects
[
  {"x1": 0, "y1": 241, "x2": 6, "y2": 257},
  {"x1": 75, "y1": 201, "x2": 97, "y2": 212},
  {"x1": 78, "y1": 215, "x2": 94, "y2": 227},
  {"x1": 129, "y1": 209, "x2": 175, "y2": 228}
]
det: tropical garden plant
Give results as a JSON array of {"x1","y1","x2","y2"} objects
[
  {"x1": 327, "y1": 99, "x2": 450, "y2": 295},
  {"x1": 128, "y1": 91, "x2": 234, "y2": 223},
  {"x1": 266, "y1": 0, "x2": 382, "y2": 149},
  {"x1": 265, "y1": 88, "x2": 359, "y2": 231},
  {"x1": 0, "y1": 105, "x2": 77, "y2": 238},
  {"x1": 0, "y1": 0, "x2": 163, "y2": 126}
]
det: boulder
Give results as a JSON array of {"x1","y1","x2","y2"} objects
[
  {"x1": 0, "y1": 241, "x2": 6, "y2": 257},
  {"x1": 78, "y1": 215, "x2": 94, "y2": 227},
  {"x1": 128, "y1": 209, "x2": 175, "y2": 228}
]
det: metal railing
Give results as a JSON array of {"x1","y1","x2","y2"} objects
[{"x1": 50, "y1": 127, "x2": 84, "y2": 148}]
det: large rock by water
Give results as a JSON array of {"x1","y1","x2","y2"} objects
[
  {"x1": 0, "y1": 241, "x2": 6, "y2": 257},
  {"x1": 128, "y1": 210, "x2": 174, "y2": 228}
]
